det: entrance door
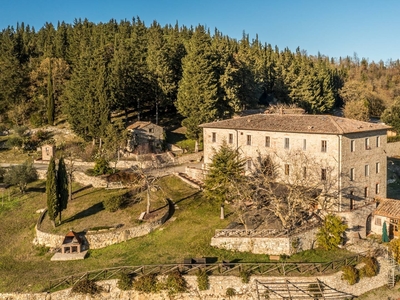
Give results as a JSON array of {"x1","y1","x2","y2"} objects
[{"x1": 366, "y1": 214, "x2": 372, "y2": 236}]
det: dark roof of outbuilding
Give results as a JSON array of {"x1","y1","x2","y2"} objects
[{"x1": 199, "y1": 114, "x2": 390, "y2": 134}]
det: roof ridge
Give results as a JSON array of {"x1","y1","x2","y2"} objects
[{"x1": 329, "y1": 116, "x2": 344, "y2": 134}]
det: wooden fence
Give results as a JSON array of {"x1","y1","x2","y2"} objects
[{"x1": 47, "y1": 254, "x2": 364, "y2": 292}]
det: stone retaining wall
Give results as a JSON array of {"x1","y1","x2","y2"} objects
[
  {"x1": 0, "y1": 257, "x2": 389, "y2": 299},
  {"x1": 185, "y1": 166, "x2": 205, "y2": 182},
  {"x1": 210, "y1": 227, "x2": 318, "y2": 255},
  {"x1": 34, "y1": 204, "x2": 170, "y2": 250},
  {"x1": 37, "y1": 169, "x2": 108, "y2": 188},
  {"x1": 175, "y1": 151, "x2": 203, "y2": 164}
]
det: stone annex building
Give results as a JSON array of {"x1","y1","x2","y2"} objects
[{"x1": 200, "y1": 111, "x2": 391, "y2": 239}]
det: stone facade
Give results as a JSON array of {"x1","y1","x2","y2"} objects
[
  {"x1": 210, "y1": 227, "x2": 318, "y2": 255},
  {"x1": 386, "y1": 140, "x2": 400, "y2": 157},
  {"x1": 126, "y1": 121, "x2": 164, "y2": 152},
  {"x1": 0, "y1": 257, "x2": 390, "y2": 299},
  {"x1": 201, "y1": 114, "x2": 389, "y2": 213},
  {"x1": 41, "y1": 144, "x2": 55, "y2": 161}
]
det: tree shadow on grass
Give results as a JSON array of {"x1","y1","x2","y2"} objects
[
  {"x1": 26, "y1": 186, "x2": 46, "y2": 193},
  {"x1": 72, "y1": 189, "x2": 100, "y2": 200},
  {"x1": 63, "y1": 202, "x2": 105, "y2": 224}
]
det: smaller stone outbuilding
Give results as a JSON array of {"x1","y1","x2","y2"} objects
[
  {"x1": 126, "y1": 121, "x2": 164, "y2": 153},
  {"x1": 41, "y1": 144, "x2": 55, "y2": 161},
  {"x1": 61, "y1": 231, "x2": 83, "y2": 254},
  {"x1": 371, "y1": 197, "x2": 400, "y2": 239}
]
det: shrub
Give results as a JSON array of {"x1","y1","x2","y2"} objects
[
  {"x1": 29, "y1": 113, "x2": 43, "y2": 127},
  {"x1": 132, "y1": 274, "x2": 158, "y2": 293},
  {"x1": 93, "y1": 157, "x2": 112, "y2": 175},
  {"x1": 389, "y1": 238, "x2": 400, "y2": 263},
  {"x1": 196, "y1": 269, "x2": 209, "y2": 291},
  {"x1": 117, "y1": 272, "x2": 132, "y2": 290},
  {"x1": 341, "y1": 265, "x2": 359, "y2": 285},
  {"x1": 226, "y1": 287, "x2": 236, "y2": 297},
  {"x1": 103, "y1": 195, "x2": 124, "y2": 212},
  {"x1": 239, "y1": 269, "x2": 251, "y2": 284},
  {"x1": 176, "y1": 139, "x2": 198, "y2": 153},
  {"x1": 165, "y1": 270, "x2": 187, "y2": 294},
  {"x1": 14, "y1": 126, "x2": 28, "y2": 137},
  {"x1": 35, "y1": 245, "x2": 50, "y2": 256},
  {"x1": 360, "y1": 256, "x2": 379, "y2": 278},
  {"x1": 317, "y1": 214, "x2": 347, "y2": 250},
  {"x1": 35, "y1": 129, "x2": 48, "y2": 141},
  {"x1": 71, "y1": 278, "x2": 103, "y2": 294},
  {"x1": 0, "y1": 123, "x2": 9, "y2": 134},
  {"x1": 6, "y1": 136, "x2": 23, "y2": 150}
]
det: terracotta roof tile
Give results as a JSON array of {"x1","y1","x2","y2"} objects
[
  {"x1": 126, "y1": 121, "x2": 152, "y2": 130},
  {"x1": 199, "y1": 114, "x2": 390, "y2": 134},
  {"x1": 374, "y1": 198, "x2": 400, "y2": 219}
]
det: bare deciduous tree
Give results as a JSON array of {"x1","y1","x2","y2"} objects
[{"x1": 246, "y1": 150, "x2": 337, "y2": 230}]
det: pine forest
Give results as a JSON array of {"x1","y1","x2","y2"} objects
[{"x1": 1, "y1": 17, "x2": 400, "y2": 142}]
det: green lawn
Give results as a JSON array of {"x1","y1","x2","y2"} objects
[
  {"x1": 0, "y1": 175, "x2": 356, "y2": 293},
  {"x1": 0, "y1": 176, "x2": 265, "y2": 293}
]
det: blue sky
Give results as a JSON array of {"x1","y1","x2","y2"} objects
[{"x1": 1, "y1": 0, "x2": 399, "y2": 63}]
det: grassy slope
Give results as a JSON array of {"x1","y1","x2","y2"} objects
[
  {"x1": 0, "y1": 176, "x2": 265, "y2": 292},
  {"x1": 0, "y1": 175, "x2": 356, "y2": 293}
]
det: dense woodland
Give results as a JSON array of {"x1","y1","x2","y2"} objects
[{"x1": 1, "y1": 17, "x2": 400, "y2": 144}]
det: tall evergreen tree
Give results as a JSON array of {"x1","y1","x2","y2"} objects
[
  {"x1": 46, "y1": 157, "x2": 58, "y2": 228},
  {"x1": 146, "y1": 21, "x2": 175, "y2": 124},
  {"x1": 57, "y1": 157, "x2": 68, "y2": 224},
  {"x1": 204, "y1": 141, "x2": 246, "y2": 203},
  {"x1": 176, "y1": 25, "x2": 221, "y2": 141},
  {"x1": 47, "y1": 59, "x2": 55, "y2": 125}
]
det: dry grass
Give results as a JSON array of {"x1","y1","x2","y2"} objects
[
  {"x1": 0, "y1": 148, "x2": 34, "y2": 164},
  {"x1": 0, "y1": 175, "x2": 356, "y2": 294},
  {"x1": 40, "y1": 178, "x2": 173, "y2": 234},
  {"x1": 0, "y1": 175, "x2": 247, "y2": 293}
]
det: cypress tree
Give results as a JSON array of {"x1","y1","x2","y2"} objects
[
  {"x1": 46, "y1": 157, "x2": 58, "y2": 228},
  {"x1": 57, "y1": 157, "x2": 68, "y2": 224},
  {"x1": 47, "y1": 59, "x2": 55, "y2": 125}
]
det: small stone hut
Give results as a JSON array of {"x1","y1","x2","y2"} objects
[
  {"x1": 61, "y1": 231, "x2": 83, "y2": 254},
  {"x1": 126, "y1": 121, "x2": 164, "y2": 152},
  {"x1": 41, "y1": 144, "x2": 55, "y2": 161}
]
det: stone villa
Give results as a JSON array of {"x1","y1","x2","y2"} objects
[
  {"x1": 126, "y1": 121, "x2": 164, "y2": 153},
  {"x1": 200, "y1": 111, "x2": 391, "y2": 239}
]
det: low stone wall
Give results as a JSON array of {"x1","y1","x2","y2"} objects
[
  {"x1": 37, "y1": 169, "x2": 108, "y2": 188},
  {"x1": 175, "y1": 151, "x2": 203, "y2": 164},
  {"x1": 72, "y1": 172, "x2": 108, "y2": 188},
  {"x1": 34, "y1": 204, "x2": 170, "y2": 250},
  {"x1": 185, "y1": 166, "x2": 205, "y2": 182},
  {"x1": 386, "y1": 141, "x2": 400, "y2": 157},
  {"x1": 210, "y1": 227, "x2": 318, "y2": 255},
  {"x1": 0, "y1": 257, "x2": 390, "y2": 299}
]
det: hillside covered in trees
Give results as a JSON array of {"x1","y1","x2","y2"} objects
[{"x1": 1, "y1": 17, "x2": 400, "y2": 143}]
